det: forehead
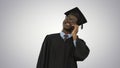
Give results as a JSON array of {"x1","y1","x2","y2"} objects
[{"x1": 67, "y1": 14, "x2": 78, "y2": 20}]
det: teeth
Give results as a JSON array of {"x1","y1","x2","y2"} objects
[{"x1": 66, "y1": 23, "x2": 70, "y2": 26}]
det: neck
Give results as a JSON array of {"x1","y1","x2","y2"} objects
[{"x1": 62, "y1": 29, "x2": 71, "y2": 34}]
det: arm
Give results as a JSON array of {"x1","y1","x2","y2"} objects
[
  {"x1": 71, "y1": 24, "x2": 90, "y2": 61},
  {"x1": 74, "y1": 38, "x2": 90, "y2": 61}
]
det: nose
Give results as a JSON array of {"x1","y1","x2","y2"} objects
[
  {"x1": 66, "y1": 19, "x2": 76, "y2": 25},
  {"x1": 67, "y1": 19, "x2": 73, "y2": 23},
  {"x1": 66, "y1": 21, "x2": 75, "y2": 26}
]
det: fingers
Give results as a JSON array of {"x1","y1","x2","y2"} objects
[
  {"x1": 73, "y1": 24, "x2": 79, "y2": 30},
  {"x1": 72, "y1": 24, "x2": 79, "y2": 28},
  {"x1": 72, "y1": 24, "x2": 79, "y2": 34}
]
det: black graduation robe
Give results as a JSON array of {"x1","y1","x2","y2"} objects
[{"x1": 36, "y1": 33, "x2": 90, "y2": 68}]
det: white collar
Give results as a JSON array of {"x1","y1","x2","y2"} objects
[{"x1": 60, "y1": 32, "x2": 72, "y2": 39}]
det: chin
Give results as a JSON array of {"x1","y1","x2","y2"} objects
[{"x1": 64, "y1": 27, "x2": 73, "y2": 33}]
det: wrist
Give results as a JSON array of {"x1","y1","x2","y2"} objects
[{"x1": 72, "y1": 34, "x2": 77, "y2": 40}]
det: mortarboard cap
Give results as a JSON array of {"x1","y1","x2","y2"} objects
[{"x1": 64, "y1": 7, "x2": 87, "y2": 29}]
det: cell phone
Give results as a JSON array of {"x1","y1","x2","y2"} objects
[{"x1": 71, "y1": 26, "x2": 74, "y2": 30}]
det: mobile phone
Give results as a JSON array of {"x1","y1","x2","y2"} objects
[{"x1": 71, "y1": 26, "x2": 74, "y2": 30}]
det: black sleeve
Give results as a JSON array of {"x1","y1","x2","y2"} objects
[
  {"x1": 36, "y1": 35, "x2": 50, "y2": 68},
  {"x1": 74, "y1": 38, "x2": 90, "y2": 61}
]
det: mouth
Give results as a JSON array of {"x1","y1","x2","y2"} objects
[
  {"x1": 63, "y1": 22, "x2": 73, "y2": 32},
  {"x1": 65, "y1": 22, "x2": 71, "y2": 26},
  {"x1": 64, "y1": 22, "x2": 73, "y2": 30}
]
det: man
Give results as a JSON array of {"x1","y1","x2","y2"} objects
[{"x1": 37, "y1": 7, "x2": 90, "y2": 68}]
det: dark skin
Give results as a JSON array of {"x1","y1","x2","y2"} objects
[{"x1": 62, "y1": 14, "x2": 79, "y2": 40}]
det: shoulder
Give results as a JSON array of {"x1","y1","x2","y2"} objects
[
  {"x1": 76, "y1": 37, "x2": 86, "y2": 44},
  {"x1": 77, "y1": 36, "x2": 86, "y2": 42},
  {"x1": 45, "y1": 33, "x2": 60, "y2": 39}
]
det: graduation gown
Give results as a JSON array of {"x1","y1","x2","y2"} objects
[{"x1": 37, "y1": 33, "x2": 90, "y2": 68}]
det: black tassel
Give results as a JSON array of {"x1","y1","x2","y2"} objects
[{"x1": 81, "y1": 24, "x2": 83, "y2": 29}]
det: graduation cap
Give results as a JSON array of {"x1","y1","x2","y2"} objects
[{"x1": 64, "y1": 7, "x2": 87, "y2": 29}]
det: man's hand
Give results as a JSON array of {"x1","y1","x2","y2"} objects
[{"x1": 71, "y1": 24, "x2": 79, "y2": 40}]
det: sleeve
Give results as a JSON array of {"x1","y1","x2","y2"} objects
[
  {"x1": 73, "y1": 40, "x2": 77, "y2": 47},
  {"x1": 74, "y1": 38, "x2": 90, "y2": 61},
  {"x1": 36, "y1": 35, "x2": 50, "y2": 68}
]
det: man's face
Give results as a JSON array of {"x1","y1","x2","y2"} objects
[{"x1": 63, "y1": 14, "x2": 78, "y2": 31}]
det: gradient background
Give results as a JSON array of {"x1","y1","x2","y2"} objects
[{"x1": 0, "y1": 0, "x2": 120, "y2": 68}]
